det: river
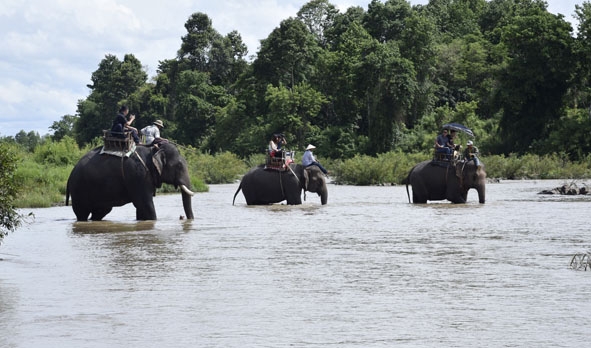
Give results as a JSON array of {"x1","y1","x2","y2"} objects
[{"x1": 1, "y1": 180, "x2": 591, "y2": 347}]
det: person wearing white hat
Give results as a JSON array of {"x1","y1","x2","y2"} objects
[
  {"x1": 141, "y1": 119, "x2": 166, "y2": 145},
  {"x1": 463, "y1": 140, "x2": 481, "y2": 167},
  {"x1": 302, "y1": 144, "x2": 328, "y2": 174}
]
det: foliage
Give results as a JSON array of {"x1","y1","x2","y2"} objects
[
  {"x1": 180, "y1": 147, "x2": 247, "y2": 184},
  {"x1": 1, "y1": 143, "x2": 25, "y2": 241},
  {"x1": 33, "y1": 136, "x2": 86, "y2": 166},
  {"x1": 13, "y1": 160, "x2": 71, "y2": 208},
  {"x1": 335, "y1": 151, "x2": 430, "y2": 185},
  {"x1": 9, "y1": 1, "x2": 591, "y2": 186},
  {"x1": 481, "y1": 153, "x2": 591, "y2": 180}
]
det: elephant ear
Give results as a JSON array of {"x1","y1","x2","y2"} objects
[
  {"x1": 302, "y1": 166, "x2": 309, "y2": 191},
  {"x1": 152, "y1": 149, "x2": 166, "y2": 177}
]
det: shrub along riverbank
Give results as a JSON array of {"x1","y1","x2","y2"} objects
[{"x1": 6, "y1": 137, "x2": 591, "y2": 208}]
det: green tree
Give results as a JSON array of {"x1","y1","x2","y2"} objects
[
  {"x1": 297, "y1": 0, "x2": 339, "y2": 47},
  {"x1": 49, "y1": 114, "x2": 77, "y2": 141},
  {"x1": 74, "y1": 54, "x2": 147, "y2": 145},
  {"x1": 14, "y1": 130, "x2": 42, "y2": 152},
  {"x1": 264, "y1": 82, "x2": 327, "y2": 149},
  {"x1": 253, "y1": 17, "x2": 321, "y2": 88},
  {"x1": 0, "y1": 143, "x2": 24, "y2": 242},
  {"x1": 570, "y1": 2, "x2": 591, "y2": 110},
  {"x1": 494, "y1": 1, "x2": 575, "y2": 154},
  {"x1": 363, "y1": 0, "x2": 412, "y2": 43}
]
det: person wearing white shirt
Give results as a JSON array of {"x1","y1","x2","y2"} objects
[
  {"x1": 141, "y1": 120, "x2": 165, "y2": 145},
  {"x1": 302, "y1": 144, "x2": 328, "y2": 174}
]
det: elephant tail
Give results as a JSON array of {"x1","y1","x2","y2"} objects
[
  {"x1": 65, "y1": 178, "x2": 70, "y2": 206},
  {"x1": 232, "y1": 181, "x2": 243, "y2": 206},
  {"x1": 403, "y1": 168, "x2": 413, "y2": 204}
]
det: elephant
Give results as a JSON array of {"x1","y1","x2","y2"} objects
[
  {"x1": 405, "y1": 160, "x2": 486, "y2": 204},
  {"x1": 233, "y1": 164, "x2": 328, "y2": 205},
  {"x1": 66, "y1": 142, "x2": 195, "y2": 221}
]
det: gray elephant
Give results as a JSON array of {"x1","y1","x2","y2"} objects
[
  {"x1": 66, "y1": 142, "x2": 195, "y2": 221},
  {"x1": 233, "y1": 164, "x2": 327, "y2": 205},
  {"x1": 405, "y1": 160, "x2": 486, "y2": 204}
]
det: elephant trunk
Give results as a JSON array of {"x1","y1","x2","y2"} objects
[
  {"x1": 320, "y1": 187, "x2": 328, "y2": 205},
  {"x1": 181, "y1": 189, "x2": 194, "y2": 219},
  {"x1": 477, "y1": 186, "x2": 486, "y2": 204}
]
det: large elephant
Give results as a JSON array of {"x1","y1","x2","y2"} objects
[
  {"x1": 66, "y1": 142, "x2": 195, "y2": 221},
  {"x1": 233, "y1": 164, "x2": 328, "y2": 205},
  {"x1": 405, "y1": 160, "x2": 486, "y2": 204}
]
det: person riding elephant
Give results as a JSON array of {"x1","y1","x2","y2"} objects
[
  {"x1": 405, "y1": 160, "x2": 486, "y2": 204},
  {"x1": 66, "y1": 142, "x2": 195, "y2": 221},
  {"x1": 111, "y1": 105, "x2": 140, "y2": 144},
  {"x1": 233, "y1": 163, "x2": 327, "y2": 205},
  {"x1": 463, "y1": 140, "x2": 481, "y2": 167}
]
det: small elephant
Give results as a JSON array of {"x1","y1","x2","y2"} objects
[
  {"x1": 405, "y1": 160, "x2": 486, "y2": 204},
  {"x1": 233, "y1": 164, "x2": 328, "y2": 205},
  {"x1": 66, "y1": 142, "x2": 195, "y2": 221}
]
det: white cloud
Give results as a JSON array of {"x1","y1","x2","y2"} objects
[{"x1": 0, "y1": 0, "x2": 584, "y2": 137}]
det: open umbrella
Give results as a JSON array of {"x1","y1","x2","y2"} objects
[{"x1": 442, "y1": 123, "x2": 474, "y2": 137}]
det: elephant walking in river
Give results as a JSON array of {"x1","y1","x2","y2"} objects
[
  {"x1": 406, "y1": 160, "x2": 486, "y2": 204},
  {"x1": 66, "y1": 142, "x2": 195, "y2": 221},
  {"x1": 233, "y1": 164, "x2": 328, "y2": 205}
]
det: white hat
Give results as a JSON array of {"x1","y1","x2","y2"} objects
[
  {"x1": 467, "y1": 140, "x2": 473, "y2": 146},
  {"x1": 306, "y1": 144, "x2": 316, "y2": 150},
  {"x1": 153, "y1": 120, "x2": 164, "y2": 128}
]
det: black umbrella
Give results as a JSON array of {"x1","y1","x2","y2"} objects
[{"x1": 442, "y1": 123, "x2": 474, "y2": 137}]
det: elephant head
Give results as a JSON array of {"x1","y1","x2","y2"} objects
[
  {"x1": 302, "y1": 165, "x2": 328, "y2": 205},
  {"x1": 457, "y1": 161, "x2": 486, "y2": 204},
  {"x1": 150, "y1": 143, "x2": 195, "y2": 219}
]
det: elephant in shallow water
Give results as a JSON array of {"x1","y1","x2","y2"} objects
[
  {"x1": 233, "y1": 164, "x2": 328, "y2": 205},
  {"x1": 405, "y1": 160, "x2": 486, "y2": 204},
  {"x1": 66, "y1": 142, "x2": 195, "y2": 221}
]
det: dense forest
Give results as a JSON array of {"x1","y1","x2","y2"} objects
[{"x1": 5, "y1": 0, "x2": 591, "y2": 160}]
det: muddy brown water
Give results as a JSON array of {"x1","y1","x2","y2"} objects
[{"x1": 1, "y1": 180, "x2": 591, "y2": 347}]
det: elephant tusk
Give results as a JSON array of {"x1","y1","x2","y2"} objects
[{"x1": 181, "y1": 184, "x2": 195, "y2": 196}]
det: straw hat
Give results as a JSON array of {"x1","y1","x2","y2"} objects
[
  {"x1": 306, "y1": 144, "x2": 316, "y2": 150},
  {"x1": 153, "y1": 120, "x2": 164, "y2": 128}
]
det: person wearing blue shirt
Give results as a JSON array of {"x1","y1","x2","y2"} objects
[
  {"x1": 434, "y1": 129, "x2": 451, "y2": 156},
  {"x1": 302, "y1": 144, "x2": 328, "y2": 174}
]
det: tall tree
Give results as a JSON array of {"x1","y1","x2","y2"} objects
[
  {"x1": 297, "y1": 0, "x2": 339, "y2": 47},
  {"x1": 178, "y1": 12, "x2": 220, "y2": 71},
  {"x1": 74, "y1": 54, "x2": 147, "y2": 145},
  {"x1": 363, "y1": 0, "x2": 412, "y2": 43},
  {"x1": 253, "y1": 18, "x2": 321, "y2": 88},
  {"x1": 494, "y1": 1, "x2": 575, "y2": 154},
  {"x1": 0, "y1": 143, "x2": 23, "y2": 242}
]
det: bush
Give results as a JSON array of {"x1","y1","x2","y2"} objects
[
  {"x1": 33, "y1": 136, "x2": 85, "y2": 166},
  {"x1": 481, "y1": 153, "x2": 591, "y2": 180},
  {"x1": 181, "y1": 148, "x2": 247, "y2": 184},
  {"x1": 335, "y1": 151, "x2": 431, "y2": 185},
  {"x1": 1, "y1": 143, "x2": 25, "y2": 240}
]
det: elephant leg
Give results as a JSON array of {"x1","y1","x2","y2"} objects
[
  {"x1": 90, "y1": 207, "x2": 112, "y2": 221},
  {"x1": 412, "y1": 192, "x2": 427, "y2": 204},
  {"x1": 285, "y1": 195, "x2": 302, "y2": 205},
  {"x1": 73, "y1": 205, "x2": 91, "y2": 221},
  {"x1": 133, "y1": 200, "x2": 157, "y2": 220}
]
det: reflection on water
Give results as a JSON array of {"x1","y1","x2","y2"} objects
[{"x1": 2, "y1": 180, "x2": 591, "y2": 348}]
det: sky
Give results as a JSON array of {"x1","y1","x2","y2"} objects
[{"x1": 0, "y1": 0, "x2": 585, "y2": 137}]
